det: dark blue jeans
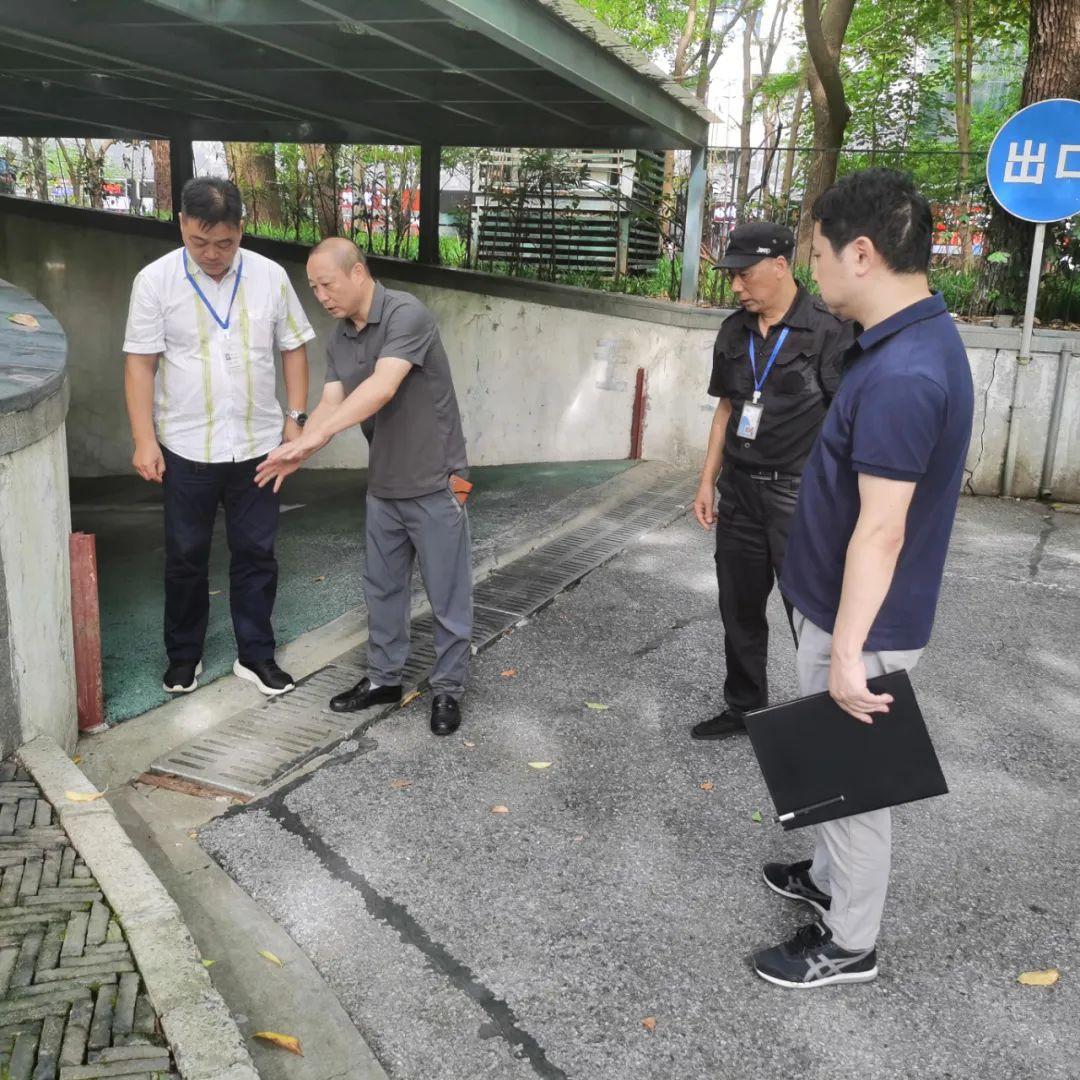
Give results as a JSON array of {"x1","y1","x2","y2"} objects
[{"x1": 162, "y1": 446, "x2": 279, "y2": 664}]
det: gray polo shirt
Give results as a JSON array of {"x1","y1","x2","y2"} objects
[{"x1": 324, "y1": 283, "x2": 468, "y2": 500}]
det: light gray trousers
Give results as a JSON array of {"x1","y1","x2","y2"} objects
[
  {"x1": 364, "y1": 488, "x2": 473, "y2": 699},
  {"x1": 793, "y1": 610, "x2": 924, "y2": 952}
]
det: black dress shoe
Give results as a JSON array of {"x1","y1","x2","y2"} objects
[
  {"x1": 690, "y1": 709, "x2": 746, "y2": 740},
  {"x1": 234, "y1": 659, "x2": 295, "y2": 696},
  {"x1": 329, "y1": 677, "x2": 403, "y2": 713},
  {"x1": 163, "y1": 660, "x2": 202, "y2": 694},
  {"x1": 430, "y1": 694, "x2": 461, "y2": 736}
]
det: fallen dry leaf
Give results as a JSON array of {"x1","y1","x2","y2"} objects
[
  {"x1": 1018, "y1": 969, "x2": 1060, "y2": 986},
  {"x1": 71, "y1": 755, "x2": 81, "y2": 765},
  {"x1": 528, "y1": 762, "x2": 552, "y2": 770},
  {"x1": 258, "y1": 950, "x2": 284, "y2": 967},
  {"x1": 64, "y1": 790, "x2": 104, "y2": 803},
  {"x1": 7, "y1": 313, "x2": 39, "y2": 330},
  {"x1": 641, "y1": 1017, "x2": 657, "y2": 1032},
  {"x1": 585, "y1": 702, "x2": 610, "y2": 711},
  {"x1": 390, "y1": 779, "x2": 412, "y2": 790},
  {"x1": 490, "y1": 804, "x2": 510, "y2": 814},
  {"x1": 699, "y1": 781, "x2": 714, "y2": 792},
  {"x1": 463, "y1": 740, "x2": 476, "y2": 749},
  {"x1": 501, "y1": 669, "x2": 518, "y2": 677},
  {"x1": 253, "y1": 1032, "x2": 303, "y2": 1056},
  {"x1": 400, "y1": 690, "x2": 421, "y2": 708}
]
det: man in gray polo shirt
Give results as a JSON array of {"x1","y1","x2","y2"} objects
[{"x1": 256, "y1": 237, "x2": 472, "y2": 735}]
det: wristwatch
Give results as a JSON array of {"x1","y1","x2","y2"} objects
[{"x1": 285, "y1": 409, "x2": 308, "y2": 427}]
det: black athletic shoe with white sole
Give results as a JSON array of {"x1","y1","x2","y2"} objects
[
  {"x1": 163, "y1": 660, "x2": 202, "y2": 694},
  {"x1": 753, "y1": 921, "x2": 878, "y2": 988},
  {"x1": 762, "y1": 859, "x2": 832, "y2": 915},
  {"x1": 233, "y1": 659, "x2": 295, "y2": 696}
]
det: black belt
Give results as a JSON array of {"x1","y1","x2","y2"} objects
[{"x1": 728, "y1": 462, "x2": 801, "y2": 482}]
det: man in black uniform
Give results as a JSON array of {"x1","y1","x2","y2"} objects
[{"x1": 691, "y1": 222, "x2": 852, "y2": 741}]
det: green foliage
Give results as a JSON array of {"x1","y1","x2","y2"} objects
[{"x1": 573, "y1": 0, "x2": 694, "y2": 61}]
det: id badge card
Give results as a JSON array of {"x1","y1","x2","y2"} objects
[
  {"x1": 222, "y1": 331, "x2": 243, "y2": 373},
  {"x1": 737, "y1": 401, "x2": 764, "y2": 440}
]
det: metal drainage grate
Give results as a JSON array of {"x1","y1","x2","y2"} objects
[{"x1": 151, "y1": 469, "x2": 695, "y2": 796}]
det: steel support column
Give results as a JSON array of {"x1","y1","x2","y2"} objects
[
  {"x1": 680, "y1": 144, "x2": 707, "y2": 303},
  {"x1": 169, "y1": 137, "x2": 194, "y2": 223},
  {"x1": 419, "y1": 143, "x2": 442, "y2": 265}
]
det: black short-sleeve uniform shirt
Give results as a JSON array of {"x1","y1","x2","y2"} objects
[
  {"x1": 708, "y1": 285, "x2": 854, "y2": 473},
  {"x1": 324, "y1": 283, "x2": 468, "y2": 500}
]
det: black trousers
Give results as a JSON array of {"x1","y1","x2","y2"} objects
[
  {"x1": 714, "y1": 467, "x2": 799, "y2": 714},
  {"x1": 162, "y1": 446, "x2": 280, "y2": 664}
]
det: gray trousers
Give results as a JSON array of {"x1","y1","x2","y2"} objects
[
  {"x1": 364, "y1": 489, "x2": 473, "y2": 698},
  {"x1": 793, "y1": 610, "x2": 924, "y2": 952}
]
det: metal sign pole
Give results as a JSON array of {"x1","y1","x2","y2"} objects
[
  {"x1": 1018, "y1": 222, "x2": 1046, "y2": 362},
  {"x1": 1002, "y1": 221, "x2": 1046, "y2": 498}
]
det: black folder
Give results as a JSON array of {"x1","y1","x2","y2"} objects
[{"x1": 743, "y1": 670, "x2": 948, "y2": 830}]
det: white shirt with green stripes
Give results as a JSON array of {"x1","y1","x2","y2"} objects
[{"x1": 123, "y1": 247, "x2": 315, "y2": 464}]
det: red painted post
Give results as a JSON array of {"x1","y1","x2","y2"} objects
[
  {"x1": 69, "y1": 533, "x2": 105, "y2": 732},
  {"x1": 629, "y1": 367, "x2": 647, "y2": 460}
]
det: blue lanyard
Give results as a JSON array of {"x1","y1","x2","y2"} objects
[
  {"x1": 183, "y1": 251, "x2": 242, "y2": 331},
  {"x1": 748, "y1": 326, "x2": 789, "y2": 403}
]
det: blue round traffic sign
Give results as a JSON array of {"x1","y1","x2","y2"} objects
[{"x1": 986, "y1": 98, "x2": 1080, "y2": 223}]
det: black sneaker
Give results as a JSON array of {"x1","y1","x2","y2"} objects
[
  {"x1": 233, "y1": 659, "x2": 295, "y2": 697},
  {"x1": 691, "y1": 710, "x2": 745, "y2": 740},
  {"x1": 163, "y1": 660, "x2": 202, "y2": 694},
  {"x1": 762, "y1": 859, "x2": 832, "y2": 916},
  {"x1": 753, "y1": 921, "x2": 878, "y2": 988}
]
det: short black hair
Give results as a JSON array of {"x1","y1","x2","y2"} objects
[
  {"x1": 811, "y1": 168, "x2": 932, "y2": 274},
  {"x1": 180, "y1": 176, "x2": 244, "y2": 226}
]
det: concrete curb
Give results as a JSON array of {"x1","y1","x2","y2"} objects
[{"x1": 17, "y1": 735, "x2": 260, "y2": 1080}]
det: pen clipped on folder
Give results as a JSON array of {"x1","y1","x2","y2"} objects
[{"x1": 777, "y1": 795, "x2": 845, "y2": 824}]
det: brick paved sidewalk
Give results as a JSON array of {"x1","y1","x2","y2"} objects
[{"x1": 0, "y1": 759, "x2": 178, "y2": 1080}]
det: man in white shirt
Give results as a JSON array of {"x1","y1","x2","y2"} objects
[{"x1": 123, "y1": 177, "x2": 315, "y2": 697}]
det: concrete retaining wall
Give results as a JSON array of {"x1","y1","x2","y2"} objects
[{"x1": 2, "y1": 199, "x2": 1079, "y2": 499}]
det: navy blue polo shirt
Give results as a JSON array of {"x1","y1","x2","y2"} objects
[{"x1": 780, "y1": 292, "x2": 974, "y2": 651}]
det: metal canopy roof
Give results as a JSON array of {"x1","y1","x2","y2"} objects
[{"x1": 0, "y1": 0, "x2": 714, "y2": 150}]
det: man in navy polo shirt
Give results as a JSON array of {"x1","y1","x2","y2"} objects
[{"x1": 752, "y1": 169, "x2": 973, "y2": 988}]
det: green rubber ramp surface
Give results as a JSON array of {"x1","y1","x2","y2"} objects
[{"x1": 70, "y1": 461, "x2": 635, "y2": 724}]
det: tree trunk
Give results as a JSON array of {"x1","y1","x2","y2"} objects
[
  {"x1": 226, "y1": 143, "x2": 281, "y2": 229},
  {"x1": 303, "y1": 144, "x2": 341, "y2": 239},
  {"x1": 20, "y1": 137, "x2": 50, "y2": 201},
  {"x1": 695, "y1": 0, "x2": 719, "y2": 101},
  {"x1": 952, "y1": 0, "x2": 975, "y2": 269},
  {"x1": 794, "y1": 0, "x2": 856, "y2": 264},
  {"x1": 975, "y1": 0, "x2": 1080, "y2": 313},
  {"x1": 661, "y1": 1, "x2": 699, "y2": 240},
  {"x1": 780, "y1": 74, "x2": 807, "y2": 214},
  {"x1": 150, "y1": 139, "x2": 172, "y2": 215},
  {"x1": 57, "y1": 143, "x2": 81, "y2": 205},
  {"x1": 735, "y1": 14, "x2": 755, "y2": 217}
]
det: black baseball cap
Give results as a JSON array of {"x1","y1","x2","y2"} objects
[{"x1": 716, "y1": 222, "x2": 796, "y2": 269}]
